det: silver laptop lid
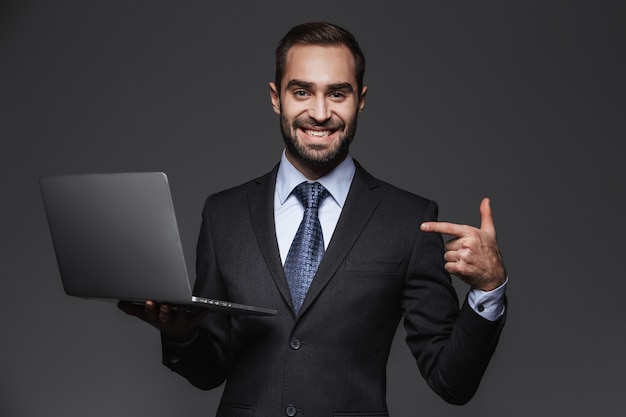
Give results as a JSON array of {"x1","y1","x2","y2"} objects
[{"x1": 40, "y1": 172, "x2": 195, "y2": 304}]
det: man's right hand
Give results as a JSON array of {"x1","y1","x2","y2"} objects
[{"x1": 118, "y1": 300, "x2": 209, "y2": 343}]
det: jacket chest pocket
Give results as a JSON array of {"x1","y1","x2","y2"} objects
[{"x1": 344, "y1": 258, "x2": 401, "y2": 274}]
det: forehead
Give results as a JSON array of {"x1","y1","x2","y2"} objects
[{"x1": 282, "y1": 44, "x2": 357, "y2": 89}]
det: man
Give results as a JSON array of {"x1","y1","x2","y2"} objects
[{"x1": 121, "y1": 22, "x2": 507, "y2": 416}]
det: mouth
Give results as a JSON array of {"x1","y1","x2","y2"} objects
[
  {"x1": 292, "y1": 117, "x2": 345, "y2": 142},
  {"x1": 303, "y1": 129, "x2": 333, "y2": 138}
]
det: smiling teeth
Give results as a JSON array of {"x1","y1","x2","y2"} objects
[{"x1": 306, "y1": 130, "x2": 330, "y2": 137}]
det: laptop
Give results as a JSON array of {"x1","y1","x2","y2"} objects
[{"x1": 39, "y1": 172, "x2": 277, "y2": 316}]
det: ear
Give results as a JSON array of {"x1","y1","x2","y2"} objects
[
  {"x1": 357, "y1": 86, "x2": 368, "y2": 115},
  {"x1": 269, "y1": 82, "x2": 281, "y2": 115}
]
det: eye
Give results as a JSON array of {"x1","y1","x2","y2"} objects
[
  {"x1": 294, "y1": 90, "x2": 309, "y2": 98},
  {"x1": 330, "y1": 91, "x2": 347, "y2": 100}
]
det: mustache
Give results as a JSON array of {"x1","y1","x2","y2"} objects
[{"x1": 292, "y1": 117, "x2": 345, "y2": 131}]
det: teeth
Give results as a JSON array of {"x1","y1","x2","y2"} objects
[{"x1": 305, "y1": 130, "x2": 331, "y2": 137}]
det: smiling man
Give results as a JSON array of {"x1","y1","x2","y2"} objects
[
  {"x1": 122, "y1": 22, "x2": 507, "y2": 416},
  {"x1": 270, "y1": 42, "x2": 366, "y2": 179}
]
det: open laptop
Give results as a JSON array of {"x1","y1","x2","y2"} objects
[{"x1": 39, "y1": 172, "x2": 277, "y2": 316}]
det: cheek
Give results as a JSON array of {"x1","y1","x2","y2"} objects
[
  {"x1": 281, "y1": 98, "x2": 308, "y2": 116},
  {"x1": 334, "y1": 104, "x2": 359, "y2": 121},
  {"x1": 335, "y1": 110, "x2": 358, "y2": 126}
]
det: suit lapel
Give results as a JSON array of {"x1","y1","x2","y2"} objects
[
  {"x1": 247, "y1": 165, "x2": 295, "y2": 312},
  {"x1": 298, "y1": 162, "x2": 382, "y2": 317}
]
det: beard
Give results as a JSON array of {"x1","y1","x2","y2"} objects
[{"x1": 280, "y1": 113, "x2": 358, "y2": 168}]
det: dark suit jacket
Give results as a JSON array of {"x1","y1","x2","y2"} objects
[{"x1": 162, "y1": 161, "x2": 505, "y2": 417}]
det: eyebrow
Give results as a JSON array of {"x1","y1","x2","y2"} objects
[
  {"x1": 285, "y1": 79, "x2": 354, "y2": 93},
  {"x1": 285, "y1": 79, "x2": 313, "y2": 90},
  {"x1": 327, "y1": 83, "x2": 354, "y2": 93}
]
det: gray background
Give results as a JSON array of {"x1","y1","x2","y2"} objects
[{"x1": 1, "y1": 1, "x2": 624, "y2": 416}]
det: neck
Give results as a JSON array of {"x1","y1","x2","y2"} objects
[{"x1": 284, "y1": 150, "x2": 347, "y2": 180}]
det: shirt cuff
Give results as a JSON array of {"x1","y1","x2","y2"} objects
[{"x1": 467, "y1": 277, "x2": 508, "y2": 321}]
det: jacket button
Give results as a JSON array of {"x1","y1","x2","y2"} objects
[
  {"x1": 286, "y1": 404, "x2": 297, "y2": 416},
  {"x1": 290, "y1": 337, "x2": 301, "y2": 350}
]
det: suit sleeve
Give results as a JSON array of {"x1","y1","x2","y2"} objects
[
  {"x1": 160, "y1": 196, "x2": 232, "y2": 390},
  {"x1": 402, "y1": 200, "x2": 506, "y2": 405}
]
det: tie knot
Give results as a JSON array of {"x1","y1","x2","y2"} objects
[{"x1": 292, "y1": 182, "x2": 329, "y2": 209}]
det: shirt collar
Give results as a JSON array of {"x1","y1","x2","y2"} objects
[{"x1": 276, "y1": 150, "x2": 355, "y2": 208}]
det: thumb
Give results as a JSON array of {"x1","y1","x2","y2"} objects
[{"x1": 480, "y1": 197, "x2": 496, "y2": 233}]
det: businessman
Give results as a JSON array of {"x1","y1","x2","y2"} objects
[{"x1": 121, "y1": 21, "x2": 507, "y2": 416}]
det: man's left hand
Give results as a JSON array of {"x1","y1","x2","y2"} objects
[{"x1": 420, "y1": 198, "x2": 506, "y2": 292}]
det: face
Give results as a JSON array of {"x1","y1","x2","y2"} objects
[{"x1": 270, "y1": 44, "x2": 367, "y2": 177}]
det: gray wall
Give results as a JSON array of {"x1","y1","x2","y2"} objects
[{"x1": 1, "y1": 1, "x2": 624, "y2": 416}]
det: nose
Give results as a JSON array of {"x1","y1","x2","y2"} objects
[{"x1": 308, "y1": 96, "x2": 331, "y2": 123}]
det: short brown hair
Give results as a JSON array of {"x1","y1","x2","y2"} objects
[{"x1": 275, "y1": 22, "x2": 366, "y2": 96}]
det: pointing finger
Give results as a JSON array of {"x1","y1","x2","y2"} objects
[{"x1": 420, "y1": 221, "x2": 472, "y2": 238}]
